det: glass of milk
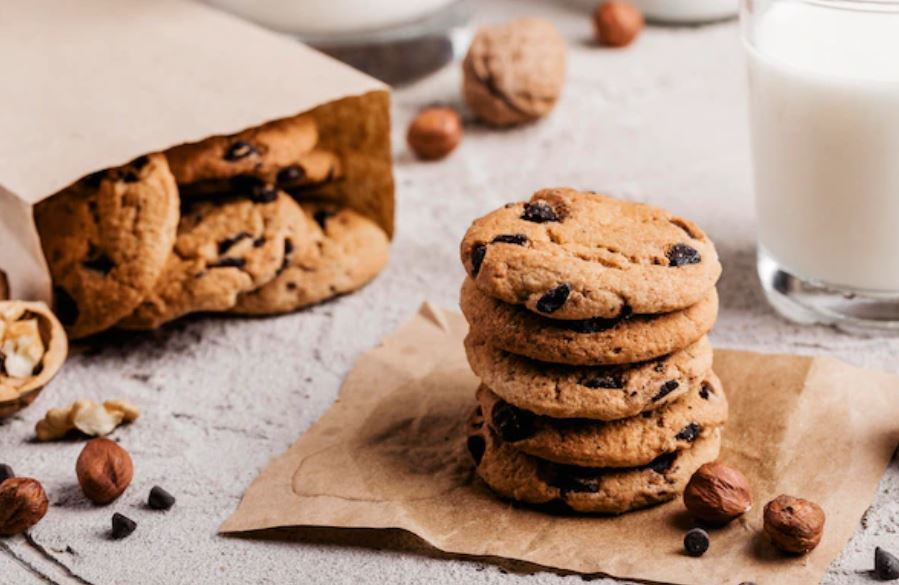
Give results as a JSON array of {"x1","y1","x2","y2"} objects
[{"x1": 743, "y1": 0, "x2": 899, "y2": 332}]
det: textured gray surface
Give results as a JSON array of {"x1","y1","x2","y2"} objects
[{"x1": 1, "y1": 1, "x2": 897, "y2": 584}]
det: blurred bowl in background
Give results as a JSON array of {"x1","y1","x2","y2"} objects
[{"x1": 567, "y1": 0, "x2": 738, "y2": 24}]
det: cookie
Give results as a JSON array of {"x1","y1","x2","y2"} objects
[
  {"x1": 463, "y1": 18, "x2": 567, "y2": 127},
  {"x1": 118, "y1": 191, "x2": 301, "y2": 329},
  {"x1": 166, "y1": 114, "x2": 319, "y2": 186},
  {"x1": 465, "y1": 334, "x2": 712, "y2": 420},
  {"x1": 231, "y1": 202, "x2": 389, "y2": 315},
  {"x1": 467, "y1": 409, "x2": 722, "y2": 514},
  {"x1": 460, "y1": 277, "x2": 718, "y2": 366},
  {"x1": 180, "y1": 149, "x2": 342, "y2": 198},
  {"x1": 34, "y1": 154, "x2": 179, "y2": 339},
  {"x1": 477, "y1": 372, "x2": 727, "y2": 468},
  {"x1": 460, "y1": 188, "x2": 721, "y2": 320}
]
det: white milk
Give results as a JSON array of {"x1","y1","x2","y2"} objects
[
  {"x1": 206, "y1": 0, "x2": 457, "y2": 35},
  {"x1": 748, "y1": 3, "x2": 899, "y2": 291}
]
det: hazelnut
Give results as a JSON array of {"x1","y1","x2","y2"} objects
[
  {"x1": 407, "y1": 107, "x2": 463, "y2": 161},
  {"x1": 593, "y1": 1, "x2": 644, "y2": 48},
  {"x1": 763, "y1": 494, "x2": 825, "y2": 554},
  {"x1": 76, "y1": 438, "x2": 133, "y2": 505},
  {"x1": 683, "y1": 461, "x2": 752, "y2": 526},
  {"x1": 0, "y1": 477, "x2": 49, "y2": 535}
]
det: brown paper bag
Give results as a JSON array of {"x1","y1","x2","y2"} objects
[
  {"x1": 222, "y1": 303, "x2": 899, "y2": 585},
  {"x1": 0, "y1": 0, "x2": 393, "y2": 302}
]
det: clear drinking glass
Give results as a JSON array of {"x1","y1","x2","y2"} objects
[{"x1": 742, "y1": 0, "x2": 899, "y2": 332}]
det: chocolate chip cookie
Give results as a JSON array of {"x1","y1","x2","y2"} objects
[
  {"x1": 477, "y1": 372, "x2": 727, "y2": 468},
  {"x1": 467, "y1": 408, "x2": 722, "y2": 514},
  {"x1": 118, "y1": 191, "x2": 301, "y2": 329},
  {"x1": 34, "y1": 154, "x2": 179, "y2": 339},
  {"x1": 460, "y1": 188, "x2": 721, "y2": 320},
  {"x1": 231, "y1": 202, "x2": 389, "y2": 315},
  {"x1": 179, "y1": 149, "x2": 342, "y2": 198},
  {"x1": 166, "y1": 114, "x2": 319, "y2": 186},
  {"x1": 465, "y1": 334, "x2": 712, "y2": 420},
  {"x1": 460, "y1": 277, "x2": 718, "y2": 365}
]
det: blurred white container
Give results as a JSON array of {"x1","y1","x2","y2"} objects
[
  {"x1": 569, "y1": 0, "x2": 737, "y2": 23},
  {"x1": 207, "y1": 0, "x2": 458, "y2": 35}
]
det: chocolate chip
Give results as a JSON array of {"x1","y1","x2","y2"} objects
[
  {"x1": 491, "y1": 234, "x2": 528, "y2": 246},
  {"x1": 218, "y1": 232, "x2": 251, "y2": 255},
  {"x1": 467, "y1": 435, "x2": 486, "y2": 465},
  {"x1": 470, "y1": 244, "x2": 487, "y2": 277},
  {"x1": 667, "y1": 243, "x2": 701, "y2": 267},
  {"x1": 253, "y1": 237, "x2": 266, "y2": 248},
  {"x1": 684, "y1": 528, "x2": 710, "y2": 557},
  {"x1": 581, "y1": 372, "x2": 624, "y2": 390},
  {"x1": 654, "y1": 362, "x2": 666, "y2": 373},
  {"x1": 543, "y1": 464, "x2": 602, "y2": 494},
  {"x1": 276, "y1": 238, "x2": 294, "y2": 275},
  {"x1": 122, "y1": 170, "x2": 140, "y2": 183},
  {"x1": 875, "y1": 547, "x2": 899, "y2": 580},
  {"x1": 111, "y1": 513, "x2": 137, "y2": 540},
  {"x1": 53, "y1": 287, "x2": 79, "y2": 326},
  {"x1": 699, "y1": 382, "x2": 712, "y2": 400},
  {"x1": 536, "y1": 284, "x2": 570, "y2": 314},
  {"x1": 652, "y1": 380, "x2": 679, "y2": 402},
  {"x1": 491, "y1": 401, "x2": 536, "y2": 442},
  {"x1": 313, "y1": 209, "x2": 335, "y2": 230},
  {"x1": 130, "y1": 155, "x2": 150, "y2": 171},
  {"x1": 224, "y1": 140, "x2": 258, "y2": 161},
  {"x1": 82, "y1": 253, "x2": 115, "y2": 274},
  {"x1": 675, "y1": 423, "x2": 701, "y2": 442},
  {"x1": 209, "y1": 257, "x2": 246, "y2": 269},
  {"x1": 564, "y1": 306, "x2": 632, "y2": 333},
  {"x1": 521, "y1": 201, "x2": 560, "y2": 223},
  {"x1": 82, "y1": 170, "x2": 107, "y2": 188},
  {"x1": 648, "y1": 451, "x2": 677, "y2": 474},
  {"x1": 276, "y1": 165, "x2": 305, "y2": 184},
  {"x1": 148, "y1": 486, "x2": 176, "y2": 511},
  {"x1": 249, "y1": 184, "x2": 278, "y2": 204},
  {"x1": 286, "y1": 282, "x2": 297, "y2": 291},
  {"x1": 0, "y1": 464, "x2": 14, "y2": 484}
]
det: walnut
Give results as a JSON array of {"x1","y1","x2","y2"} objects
[
  {"x1": 763, "y1": 494, "x2": 825, "y2": 554},
  {"x1": 35, "y1": 399, "x2": 140, "y2": 441},
  {"x1": 463, "y1": 18, "x2": 567, "y2": 127},
  {"x1": 0, "y1": 301, "x2": 67, "y2": 418}
]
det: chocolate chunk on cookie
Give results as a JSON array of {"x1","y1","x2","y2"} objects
[
  {"x1": 465, "y1": 335, "x2": 712, "y2": 420},
  {"x1": 230, "y1": 202, "x2": 389, "y2": 315},
  {"x1": 166, "y1": 114, "x2": 319, "y2": 186},
  {"x1": 467, "y1": 408, "x2": 722, "y2": 514},
  {"x1": 477, "y1": 372, "x2": 727, "y2": 468},
  {"x1": 118, "y1": 191, "x2": 301, "y2": 329},
  {"x1": 461, "y1": 188, "x2": 721, "y2": 320},
  {"x1": 35, "y1": 153, "x2": 179, "y2": 339},
  {"x1": 460, "y1": 277, "x2": 718, "y2": 366}
]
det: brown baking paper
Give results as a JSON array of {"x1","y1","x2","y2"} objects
[
  {"x1": 0, "y1": 0, "x2": 393, "y2": 302},
  {"x1": 222, "y1": 303, "x2": 899, "y2": 585}
]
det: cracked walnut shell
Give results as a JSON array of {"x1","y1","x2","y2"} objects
[
  {"x1": 0, "y1": 301, "x2": 68, "y2": 418},
  {"x1": 463, "y1": 18, "x2": 567, "y2": 127}
]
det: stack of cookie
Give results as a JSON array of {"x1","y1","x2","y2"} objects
[
  {"x1": 460, "y1": 188, "x2": 726, "y2": 514},
  {"x1": 35, "y1": 113, "x2": 389, "y2": 339}
]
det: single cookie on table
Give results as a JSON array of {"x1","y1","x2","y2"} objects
[
  {"x1": 460, "y1": 188, "x2": 721, "y2": 320},
  {"x1": 476, "y1": 372, "x2": 727, "y2": 468},
  {"x1": 467, "y1": 408, "x2": 722, "y2": 514},
  {"x1": 180, "y1": 149, "x2": 342, "y2": 198},
  {"x1": 34, "y1": 154, "x2": 179, "y2": 339},
  {"x1": 231, "y1": 202, "x2": 389, "y2": 315},
  {"x1": 465, "y1": 334, "x2": 712, "y2": 420},
  {"x1": 460, "y1": 277, "x2": 718, "y2": 366},
  {"x1": 166, "y1": 114, "x2": 319, "y2": 187},
  {"x1": 118, "y1": 191, "x2": 304, "y2": 330}
]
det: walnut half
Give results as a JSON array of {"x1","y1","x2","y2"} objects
[{"x1": 0, "y1": 301, "x2": 67, "y2": 417}]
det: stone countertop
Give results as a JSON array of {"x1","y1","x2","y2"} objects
[{"x1": 2, "y1": 1, "x2": 897, "y2": 584}]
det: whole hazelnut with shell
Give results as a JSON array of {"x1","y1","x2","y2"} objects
[
  {"x1": 0, "y1": 477, "x2": 49, "y2": 535},
  {"x1": 683, "y1": 461, "x2": 753, "y2": 526},
  {"x1": 593, "y1": 1, "x2": 644, "y2": 48},
  {"x1": 76, "y1": 438, "x2": 133, "y2": 505},
  {"x1": 407, "y1": 107, "x2": 463, "y2": 161},
  {"x1": 763, "y1": 494, "x2": 826, "y2": 554}
]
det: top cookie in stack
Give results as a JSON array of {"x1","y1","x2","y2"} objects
[
  {"x1": 35, "y1": 114, "x2": 389, "y2": 339},
  {"x1": 459, "y1": 188, "x2": 725, "y2": 514}
]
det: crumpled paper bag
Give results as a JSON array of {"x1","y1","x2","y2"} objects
[{"x1": 222, "y1": 303, "x2": 899, "y2": 585}]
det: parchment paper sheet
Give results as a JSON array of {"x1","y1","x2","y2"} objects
[
  {"x1": 0, "y1": 0, "x2": 391, "y2": 301},
  {"x1": 222, "y1": 303, "x2": 899, "y2": 585}
]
